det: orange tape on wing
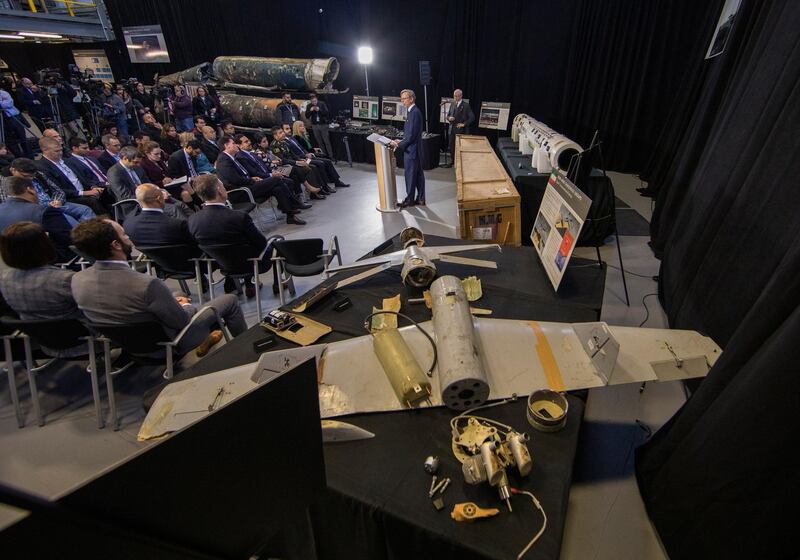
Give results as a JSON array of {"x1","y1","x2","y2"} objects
[{"x1": 527, "y1": 321, "x2": 565, "y2": 391}]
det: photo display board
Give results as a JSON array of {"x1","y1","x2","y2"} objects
[
  {"x1": 352, "y1": 95, "x2": 380, "y2": 120},
  {"x1": 531, "y1": 171, "x2": 592, "y2": 290},
  {"x1": 72, "y1": 49, "x2": 114, "y2": 81},
  {"x1": 440, "y1": 97, "x2": 470, "y2": 124},
  {"x1": 123, "y1": 25, "x2": 171, "y2": 63},
  {"x1": 381, "y1": 96, "x2": 407, "y2": 121},
  {"x1": 478, "y1": 101, "x2": 511, "y2": 130}
]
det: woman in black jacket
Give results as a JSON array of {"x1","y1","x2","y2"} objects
[{"x1": 192, "y1": 86, "x2": 220, "y2": 125}]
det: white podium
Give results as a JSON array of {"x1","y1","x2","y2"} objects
[{"x1": 367, "y1": 133, "x2": 400, "y2": 213}]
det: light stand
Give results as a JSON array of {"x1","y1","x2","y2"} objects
[{"x1": 357, "y1": 46, "x2": 373, "y2": 97}]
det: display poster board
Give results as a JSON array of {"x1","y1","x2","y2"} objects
[
  {"x1": 353, "y1": 95, "x2": 380, "y2": 120},
  {"x1": 381, "y1": 96, "x2": 407, "y2": 122},
  {"x1": 440, "y1": 97, "x2": 470, "y2": 124},
  {"x1": 705, "y1": 0, "x2": 741, "y2": 59},
  {"x1": 123, "y1": 25, "x2": 171, "y2": 63},
  {"x1": 72, "y1": 49, "x2": 114, "y2": 81},
  {"x1": 531, "y1": 171, "x2": 592, "y2": 290},
  {"x1": 478, "y1": 101, "x2": 511, "y2": 130}
]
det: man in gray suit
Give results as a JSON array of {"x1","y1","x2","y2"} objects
[
  {"x1": 70, "y1": 218, "x2": 247, "y2": 355},
  {"x1": 108, "y1": 146, "x2": 192, "y2": 221}
]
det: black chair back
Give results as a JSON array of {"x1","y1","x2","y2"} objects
[
  {"x1": 200, "y1": 243, "x2": 270, "y2": 277},
  {"x1": 273, "y1": 238, "x2": 326, "y2": 276},
  {"x1": 1, "y1": 317, "x2": 90, "y2": 351},
  {"x1": 85, "y1": 321, "x2": 170, "y2": 356},
  {"x1": 137, "y1": 244, "x2": 200, "y2": 277},
  {"x1": 69, "y1": 244, "x2": 96, "y2": 266}
]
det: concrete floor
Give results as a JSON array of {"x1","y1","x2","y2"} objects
[{"x1": 0, "y1": 163, "x2": 679, "y2": 558}]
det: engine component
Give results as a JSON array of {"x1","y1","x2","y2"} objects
[
  {"x1": 156, "y1": 63, "x2": 213, "y2": 86},
  {"x1": 400, "y1": 245, "x2": 437, "y2": 287},
  {"x1": 430, "y1": 276, "x2": 489, "y2": 410},
  {"x1": 424, "y1": 455, "x2": 440, "y2": 474},
  {"x1": 212, "y1": 56, "x2": 340, "y2": 91},
  {"x1": 526, "y1": 390, "x2": 568, "y2": 432},
  {"x1": 371, "y1": 327, "x2": 432, "y2": 407},
  {"x1": 511, "y1": 113, "x2": 582, "y2": 173},
  {"x1": 399, "y1": 226, "x2": 425, "y2": 248},
  {"x1": 451, "y1": 502, "x2": 500, "y2": 522},
  {"x1": 218, "y1": 93, "x2": 303, "y2": 129}
]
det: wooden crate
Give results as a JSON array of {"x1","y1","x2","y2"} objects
[{"x1": 455, "y1": 135, "x2": 521, "y2": 246}]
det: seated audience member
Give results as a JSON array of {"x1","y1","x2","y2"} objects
[
  {"x1": 191, "y1": 116, "x2": 207, "y2": 136},
  {"x1": 139, "y1": 141, "x2": 172, "y2": 188},
  {"x1": 218, "y1": 120, "x2": 235, "y2": 138},
  {"x1": 133, "y1": 130, "x2": 151, "y2": 152},
  {"x1": 168, "y1": 136, "x2": 202, "y2": 179},
  {"x1": 141, "y1": 112, "x2": 163, "y2": 140},
  {"x1": 281, "y1": 123, "x2": 348, "y2": 188},
  {"x1": 125, "y1": 184, "x2": 199, "y2": 250},
  {"x1": 292, "y1": 120, "x2": 318, "y2": 153},
  {"x1": 0, "y1": 143, "x2": 14, "y2": 175},
  {"x1": 214, "y1": 136, "x2": 307, "y2": 224},
  {"x1": 108, "y1": 146, "x2": 192, "y2": 220},
  {"x1": 37, "y1": 137, "x2": 107, "y2": 215},
  {"x1": 178, "y1": 132, "x2": 215, "y2": 174},
  {"x1": 198, "y1": 126, "x2": 221, "y2": 164},
  {"x1": 17, "y1": 77, "x2": 52, "y2": 128},
  {"x1": 253, "y1": 133, "x2": 322, "y2": 199},
  {"x1": 160, "y1": 123, "x2": 182, "y2": 156},
  {"x1": 269, "y1": 126, "x2": 332, "y2": 193},
  {"x1": 188, "y1": 175, "x2": 275, "y2": 297},
  {"x1": 98, "y1": 133, "x2": 123, "y2": 173},
  {"x1": 7, "y1": 158, "x2": 94, "y2": 223},
  {"x1": 193, "y1": 86, "x2": 219, "y2": 125},
  {"x1": 0, "y1": 222, "x2": 85, "y2": 357},
  {"x1": 234, "y1": 133, "x2": 311, "y2": 202},
  {"x1": 66, "y1": 137, "x2": 109, "y2": 190},
  {"x1": 0, "y1": 176, "x2": 74, "y2": 261},
  {"x1": 70, "y1": 218, "x2": 246, "y2": 356}
]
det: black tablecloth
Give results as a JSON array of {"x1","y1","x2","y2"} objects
[
  {"x1": 330, "y1": 130, "x2": 440, "y2": 170},
  {"x1": 496, "y1": 144, "x2": 616, "y2": 247},
  {"x1": 144, "y1": 234, "x2": 605, "y2": 560}
]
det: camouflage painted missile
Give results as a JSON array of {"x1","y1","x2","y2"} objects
[
  {"x1": 212, "y1": 56, "x2": 340, "y2": 91},
  {"x1": 156, "y1": 62, "x2": 213, "y2": 86},
  {"x1": 218, "y1": 93, "x2": 305, "y2": 128}
]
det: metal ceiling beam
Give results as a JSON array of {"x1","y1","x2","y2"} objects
[{"x1": 0, "y1": 9, "x2": 113, "y2": 40}]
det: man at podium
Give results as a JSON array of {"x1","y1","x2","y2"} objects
[{"x1": 389, "y1": 89, "x2": 425, "y2": 207}]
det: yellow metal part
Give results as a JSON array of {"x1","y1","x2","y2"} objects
[
  {"x1": 451, "y1": 502, "x2": 500, "y2": 522},
  {"x1": 372, "y1": 328, "x2": 431, "y2": 407}
]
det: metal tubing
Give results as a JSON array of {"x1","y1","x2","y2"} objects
[
  {"x1": 22, "y1": 335, "x2": 43, "y2": 426},
  {"x1": 212, "y1": 56, "x2": 340, "y2": 91},
  {"x1": 86, "y1": 337, "x2": 105, "y2": 429},
  {"x1": 4, "y1": 337, "x2": 23, "y2": 428},
  {"x1": 430, "y1": 275, "x2": 490, "y2": 410},
  {"x1": 102, "y1": 338, "x2": 118, "y2": 430}
]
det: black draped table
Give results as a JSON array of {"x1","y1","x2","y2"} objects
[
  {"x1": 145, "y1": 234, "x2": 605, "y2": 560},
  {"x1": 330, "y1": 129, "x2": 440, "y2": 170},
  {"x1": 495, "y1": 138, "x2": 616, "y2": 247}
]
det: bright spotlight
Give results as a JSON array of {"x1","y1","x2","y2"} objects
[{"x1": 357, "y1": 46, "x2": 373, "y2": 65}]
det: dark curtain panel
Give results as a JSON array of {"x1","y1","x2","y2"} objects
[
  {"x1": 558, "y1": 0, "x2": 722, "y2": 172},
  {"x1": 636, "y1": 1, "x2": 800, "y2": 557}
]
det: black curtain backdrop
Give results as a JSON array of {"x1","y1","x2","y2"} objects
[
  {"x1": 0, "y1": 0, "x2": 719, "y2": 172},
  {"x1": 636, "y1": 0, "x2": 800, "y2": 557}
]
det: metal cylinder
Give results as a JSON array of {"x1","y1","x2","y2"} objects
[
  {"x1": 218, "y1": 93, "x2": 303, "y2": 129},
  {"x1": 430, "y1": 275, "x2": 490, "y2": 410},
  {"x1": 212, "y1": 56, "x2": 340, "y2": 91},
  {"x1": 156, "y1": 63, "x2": 213, "y2": 86},
  {"x1": 549, "y1": 135, "x2": 582, "y2": 170},
  {"x1": 480, "y1": 441, "x2": 502, "y2": 486},
  {"x1": 399, "y1": 226, "x2": 424, "y2": 248},
  {"x1": 374, "y1": 142, "x2": 398, "y2": 212},
  {"x1": 372, "y1": 328, "x2": 432, "y2": 407},
  {"x1": 507, "y1": 432, "x2": 532, "y2": 476},
  {"x1": 400, "y1": 245, "x2": 437, "y2": 288},
  {"x1": 526, "y1": 389, "x2": 568, "y2": 432}
]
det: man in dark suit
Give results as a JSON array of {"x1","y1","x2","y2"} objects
[
  {"x1": 36, "y1": 137, "x2": 107, "y2": 215},
  {"x1": 277, "y1": 92, "x2": 301, "y2": 126},
  {"x1": 167, "y1": 139, "x2": 202, "y2": 179},
  {"x1": 188, "y1": 175, "x2": 277, "y2": 297},
  {"x1": 233, "y1": 134, "x2": 305, "y2": 203},
  {"x1": 66, "y1": 137, "x2": 108, "y2": 189},
  {"x1": 305, "y1": 93, "x2": 334, "y2": 159},
  {"x1": 16, "y1": 78, "x2": 51, "y2": 126},
  {"x1": 198, "y1": 126, "x2": 220, "y2": 164},
  {"x1": 446, "y1": 89, "x2": 475, "y2": 161},
  {"x1": 97, "y1": 134, "x2": 123, "y2": 173},
  {"x1": 390, "y1": 89, "x2": 425, "y2": 207},
  {"x1": 125, "y1": 184, "x2": 198, "y2": 249},
  {"x1": 280, "y1": 123, "x2": 348, "y2": 188},
  {"x1": 0, "y1": 176, "x2": 74, "y2": 262},
  {"x1": 215, "y1": 136, "x2": 307, "y2": 225},
  {"x1": 108, "y1": 147, "x2": 191, "y2": 221}
]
